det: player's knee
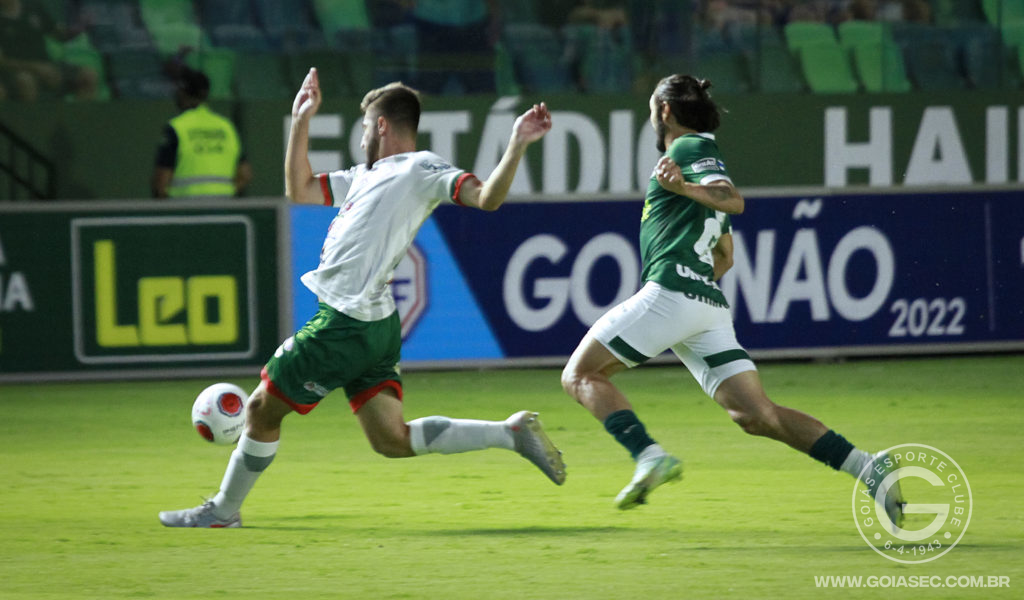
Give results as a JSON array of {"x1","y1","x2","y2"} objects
[
  {"x1": 368, "y1": 433, "x2": 413, "y2": 458},
  {"x1": 728, "y1": 406, "x2": 778, "y2": 437},
  {"x1": 245, "y1": 390, "x2": 287, "y2": 430},
  {"x1": 560, "y1": 366, "x2": 589, "y2": 400}
]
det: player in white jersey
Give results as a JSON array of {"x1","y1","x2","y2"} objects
[{"x1": 160, "y1": 69, "x2": 563, "y2": 528}]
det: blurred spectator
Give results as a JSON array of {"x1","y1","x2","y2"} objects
[
  {"x1": 369, "y1": 0, "x2": 413, "y2": 28},
  {"x1": 151, "y1": 67, "x2": 252, "y2": 199},
  {"x1": 901, "y1": 0, "x2": 931, "y2": 23},
  {"x1": 537, "y1": 0, "x2": 629, "y2": 30},
  {"x1": 847, "y1": 0, "x2": 931, "y2": 23},
  {"x1": 0, "y1": 0, "x2": 98, "y2": 101},
  {"x1": 410, "y1": 0, "x2": 498, "y2": 94}
]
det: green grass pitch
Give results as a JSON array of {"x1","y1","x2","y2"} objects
[{"x1": 1, "y1": 355, "x2": 1022, "y2": 599}]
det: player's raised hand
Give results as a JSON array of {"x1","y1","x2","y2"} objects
[
  {"x1": 292, "y1": 67, "x2": 322, "y2": 120},
  {"x1": 512, "y1": 102, "x2": 552, "y2": 147}
]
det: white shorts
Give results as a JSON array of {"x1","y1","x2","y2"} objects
[{"x1": 590, "y1": 281, "x2": 756, "y2": 398}]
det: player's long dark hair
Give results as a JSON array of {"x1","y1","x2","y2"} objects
[{"x1": 653, "y1": 74, "x2": 721, "y2": 133}]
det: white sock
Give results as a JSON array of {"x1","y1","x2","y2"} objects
[
  {"x1": 839, "y1": 448, "x2": 874, "y2": 482},
  {"x1": 408, "y1": 416, "x2": 514, "y2": 455},
  {"x1": 211, "y1": 434, "x2": 279, "y2": 519}
]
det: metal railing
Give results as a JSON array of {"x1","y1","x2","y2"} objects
[{"x1": 0, "y1": 121, "x2": 55, "y2": 200}]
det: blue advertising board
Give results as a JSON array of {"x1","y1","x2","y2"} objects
[{"x1": 289, "y1": 189, "x2": 1024, "y2": 363}]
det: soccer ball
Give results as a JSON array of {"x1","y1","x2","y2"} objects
[{"x1": 192, "y1": 383, "x2": 247, "y2": 445}]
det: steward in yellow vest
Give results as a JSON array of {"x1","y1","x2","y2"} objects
[{"x1": 152, "y1": 68, "x2": 251, "y2": 198}]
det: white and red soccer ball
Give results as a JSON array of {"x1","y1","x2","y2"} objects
[{"x1": 191, "y1": 383, "x2": 247, "y2": 445}]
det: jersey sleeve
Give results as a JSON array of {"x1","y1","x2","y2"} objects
[
  {"x1": 316, "y1": 167, "x2": 360, "y2": 207},
  {"x1": 669, "y1": 135, "x2": 733, "y2": 186},
  {"x1": 416, "y1": 155, "x2": 476, "y2": 207}
]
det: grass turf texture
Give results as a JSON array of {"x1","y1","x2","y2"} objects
[{"x1": 1, "y1": 355, "x2": 1022, "y2": 599}]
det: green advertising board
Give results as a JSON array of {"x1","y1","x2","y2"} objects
[{"x1": 0, "y1": 201, "x2": 286, "y2": 381}]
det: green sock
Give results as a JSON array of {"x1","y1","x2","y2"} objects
[
  {"x1": 603, "y1": 409, "x2": 656, "y2": 460},
  {"x1": 808, "y1": 430, "x2": 855, "y2": 470}
]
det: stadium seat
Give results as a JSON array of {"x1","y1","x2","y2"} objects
[
  {"x1": 748, "y1": 45, "x2": 806, "y2": 93},
  {"x1": 954, "y1": 23, "x2": 1019, "y2": 87},
  {"x1": 796, "y1": 41, "x2": 859, "y2": 93},
  {"x1": 79, "y1": 0, "x2": 153, "y2": 52},
  {"x1": 565, "y1": 25, "x2": 633, "y2": 94},
  {"x1": 852, "y1": 41, "x2": 911, "y2": 92},
  {"x1": 185, "y1": 48, "x2": 237, "y2": 100},
  {"x1": 837, "y1": 20, "x2": 886, "y2": 49},
  {"x1": 234, "y1": 52, "x2": 292, "y2": 100},
  {"x1": 312, "y1": 0, "x2": 372, "y2": 34},
  {"x1": 728, "y1": 22, "x2": 786, "y2": 53},
  {"x1": 501, "y1": 23, "x2": 573, "y2": 93},
  {"x1": 210, "y1": 24, "x2": 271, "y2": 51},
  {"x1": 931, "y1": 0, "x2": 987, "y2": 26},
  {"x1": 61, "y1": 45, "x2": 112, "y2": 100},
  {"x1": 149, "y1": 22, "x2": 207, "y2": 57},
  {"x1": 784, "y1": 21, "x2": 838, "y2": 52},
  {"x1": 498, "y1": 0, "x2": 539, "y2": 24},
  {"x1": 106, "y1": 49, "x2": 175, "y2": 98},
  {"x1": 981, "y1": 0, "x2": 1024, "y2": 28},
  {"x1": 199, "y1": 0, "x2": 257, "y2": 30},
  {"x1": 252, "y1": 0, "x2": 327, "y2": 52},
  {"x1": 288, "y1": 51, "x2": 358, "y2": 99},
  {"x1": 139, "y1": 0, "x2": 197, "y2": 30},
  {"x1": 901, "y1": 39, "x2": 968, "y2": 90},
  {"x1": 694, "y1": 52, "x2": 752, "y2": 94}
]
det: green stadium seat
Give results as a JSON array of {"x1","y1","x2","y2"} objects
[
  {"x1": 312, "y1": 0, "x2": 371, "y2": 36},
  {"x1": 797, "y1": 41, "x2": 859, "y2": 93},
  {"x1": 784, "y1": 21, "x2": 838, "y2": 51},
  {"x1": 837, "y1": 20, "x2": 886, "y2": 49},
  {"x1": 149, "y1": 22, "x2": 207, "y2": 56},
  {"x1": 185, "y1": 48, "x2": 237, "y2": 100},
  {"x1": 695, "y1": 52, "x2": 752, "y2": 94},
  {"x1": 852, "y1": 41, "x2": 911, "y2": 92},
  {"x1": 107, "y1": 49, "x2": 175, "y2": 98},
  {"x1": 139, "y1": 0, "x2": 197, "y2": 30},
  {"x1": 981, "y1": 0, "x2": 1024, "y2": 28},
  {"x1": 61, "y1": 46, "x2": 112, "y2": 100},
  {"x1": 1002, "y1": 20, "x2": 1024, "y2": 47},
  {"x1": 234, "y1": 52, "x2": 292, "y2": 100}
]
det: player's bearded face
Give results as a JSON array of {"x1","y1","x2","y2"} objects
[
  {"x1": 650, "y1": 96, "x2": 668, "y2": 153},
  {"x1": 361, "y1": 113, "x2": 381, "y2": 166}
]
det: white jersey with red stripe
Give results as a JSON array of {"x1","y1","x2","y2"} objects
[{"x1": 302, "y1": 150, "x2": 476, "y2": 322}]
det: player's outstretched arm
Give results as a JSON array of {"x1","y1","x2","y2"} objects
[
  {"x1": 655, "y1": 156, "x2": 745, "y2": 214},
  {"x1": 459, "y1": 102, "x2": 552, "y2": 211},
  {"x1": 286, "y1": 68, "x2": 326, "y2": 204}
]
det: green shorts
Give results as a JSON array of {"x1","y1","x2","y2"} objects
[{"x1": 261, "y1": 303, "x2": 403, "y2": 414}]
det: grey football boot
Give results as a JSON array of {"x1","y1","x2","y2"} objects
[
  {"x1": 506, "y1": 411, "x2": 567, "y2": 485},
  {"x1": 159, "y1": 500, "x2": 241, "y2": 528}
]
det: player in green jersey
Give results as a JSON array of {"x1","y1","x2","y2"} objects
[{"x1": 561, "y1": 75, "x2": 905, "y2": 527}]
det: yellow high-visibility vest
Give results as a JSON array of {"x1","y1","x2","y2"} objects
[{"x1": 168, "y1": 104, "x2": 241, "y2": 198}]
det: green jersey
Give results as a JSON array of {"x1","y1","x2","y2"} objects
[{"x1": 639, "y1": 133, "x2": 733, "y2": 306}]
